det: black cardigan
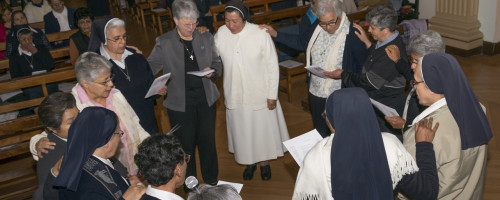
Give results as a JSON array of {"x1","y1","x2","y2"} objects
[
  {"x1": 9, "y1": 44, "x2": 58, "y2": 99},
  {"x1": 341, "y1": 36, "x2": 410, "y2": 133},
  {"x1": 108, "y1": 48, "x2": 158, "y2": 135}
]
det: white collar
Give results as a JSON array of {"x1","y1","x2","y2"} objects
[
  {"x1": 51, "y1": 132, "x2": 67, "y2": 142},
  {"x1": 92, "y1": 155, "x2": 115, "y2": 169},
  {"x1": 146, "y1": 185, "x2": 184, "y2": 200},
  {"x1": 411, "y1": 98, "x2": 447, "y2": 126},
  {"x1": 18, "y1": 44, "x2": 35, "y2": 56},
  {"x1": 100, "y1": 44, "x2": 133, "y2": 69},
  {"x1": 52, "y1": 7, "x2": 67, "y2": 18}
]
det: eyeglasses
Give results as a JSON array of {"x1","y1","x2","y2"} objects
[
  {"x1": 182, "y1": 21, "x2": 199, "y2": 28},
  {"x1": 319, "y1": 18, "x2": 339, "y2": 28},
  {"x1": 410, "y1": 80, "x2": 424, "y2": 87},
  {"x1": 184, "y1": 154, "x2": 191, "y2": 164},
  {"x1": 94, "y1": 74, "x2": 115, "y2": 86},
  {"x1": 107, "y1": 35, "x2": 128, "y2": 43},
  {"x1": 114, "y1": 130, "x2": 124, "y2": 137}
]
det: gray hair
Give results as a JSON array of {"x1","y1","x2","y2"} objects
[
  {"x1": 366, "y1": 5, "x2": 398, "y2": 32},
  {"x1": 172, "y1": 0, "x2": 199, "y2": 20},
  {"x1": 75, "y1": 52, "x2": 113, "y2": 84},
  {"x1": 187, "y1": 184, "x2": 242, "y2": 200},
  {"x1": 105, "y1": 18, "x2": 125, "y2": 41},
  {"x1": 316, "y1": 0, "x2": 344, "y2": 18},
  {"x1": 408, "y1": 30, "x2": 446, "y2": 57}
]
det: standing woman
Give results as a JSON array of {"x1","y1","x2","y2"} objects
[
  {"x1": 214, "y1": 0, "x2": 290, "y2": 181},
  {"x1": 148, "y1": 0, "x2": 221, "y2": 185},
  {"x1": 88, "y1": 17, "x2": 165, "y2": 135},
  {"x1": 304, "y1": 0, "x2": 367, "y2": 137},
  {"x1": 330, "y1": 5, "x2": 411, "y2": 136}
]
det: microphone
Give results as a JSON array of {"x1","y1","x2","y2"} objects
[{"x1": 185, "y1": 176, "x2": 200, "y2": 192}]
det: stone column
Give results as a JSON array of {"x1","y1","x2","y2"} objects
[{"x1": 429, "y1": 0, "x2": 483, "y2": 56}]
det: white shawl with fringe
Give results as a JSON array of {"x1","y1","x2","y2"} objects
[{"x1": 292, "y1": 132, "x2": 418, "y2": 200}]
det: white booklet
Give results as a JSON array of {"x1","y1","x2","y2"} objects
[
  {"x1": 187, "y1": 69, "x2": 215, "y2": 77},
  {"x1": 370, "y1": 98, "x2": 399, "y2": 117},
  {"x1": 282, "y1": 129, "x2": 323, "y2": 167},
  {"x1": 217, "y1": 180, "x2": 243, "y2": 193},
  {"x1": 144, "y1": 73, "x2": 171, "y2": 98},
  {"x1": 279, "y1": 60, "x2": 304, "y2": 69},
  {"x1": 305, "y1": 65, "x2": 328, "y2": 78}
]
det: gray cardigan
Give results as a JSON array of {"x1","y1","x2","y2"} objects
[{"x1": 148, "y1": 29, "x2": 222, "y2": 112}]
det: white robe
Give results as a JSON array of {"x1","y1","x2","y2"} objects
[{"x1": 215, "y1": 23, "x2": 289, "y2": 164}]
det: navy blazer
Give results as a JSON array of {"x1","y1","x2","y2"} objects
[{"x1": 44, "y1": 7, "x2": 76, "y2": 34}]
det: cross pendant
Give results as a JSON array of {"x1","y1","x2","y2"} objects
[{"x1": 190, "y1": 55, "x2": 194, "y2": 60}]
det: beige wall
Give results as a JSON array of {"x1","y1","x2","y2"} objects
[
  {"x1": 478, "y1": 0, "x2": 500, "y2": 43},
  {"x1": 419, "y1": 0, "x2": 500, "y2": 43}
]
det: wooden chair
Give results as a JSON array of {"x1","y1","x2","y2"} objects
[
  {"x1": 136, "y1": 0, "x2": 160, "y2": 28},
  {"x1": 279, "y1": 60, "x2": 306, "y2": 102},
  {"x1": 147, "y1": 0, "x2": 174, "y2": 34}
]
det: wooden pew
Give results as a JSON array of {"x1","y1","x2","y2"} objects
[
  {"x1": 210, "y1": 0, "x2": 287, "y2": 32},
  {"x1": 29, "y1": 22, "x2": 45, "y2": 30},
  {"x1": 0, "y1": 67, "x2": 76, "y2": 199},
  {"x1": 45, "y1": 29, "x2": 79, "y2": 66}
]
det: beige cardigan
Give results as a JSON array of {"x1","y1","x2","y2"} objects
[
  {"x1": 402, "y1": 105, "x2": 487, "y2": 200},
  {"x1": 71, "y1": 85, "x2": 150, "y2": 174}
]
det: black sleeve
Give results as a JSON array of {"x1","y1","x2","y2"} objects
[
  {"x1": 8, "y1": 54, "x2": 21, "y2": 78},
  {"x1": 396, "y1": 142, "x2": 439, "y2": 200},
  {"x1": 43, "y1": 171, "x2": 59, "y2": 200},
  {"x1": 34, "y1": 46, "x2": 55, "y2": 72}
]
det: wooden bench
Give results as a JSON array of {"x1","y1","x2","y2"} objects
[
  {"x1": 0, "y1": 67, "x2": 76, "y2": 199},
  {"x1": 29, "y1": 22, "x2": 44, "y2": 30},
  {"x1": 209, "y1": 0, "x2": 287, "y2": 32}
]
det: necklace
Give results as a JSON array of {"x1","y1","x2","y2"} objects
[
  {"x1": 23, "y1": 54, "x2": 34, "y2": 69},
  {"x1": 118, "y1": 64, "x2": 131, "y2": 81},
  {"x1": 179, "y1": 38, "x2": 195, "y2": 60}
]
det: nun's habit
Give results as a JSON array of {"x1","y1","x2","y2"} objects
[
  {"x1": 402, "y1": 53, "x2": 492, "y2": 200},
  {"x1": 5, "y1": 23, "x2": 50, "y2": 58},
  {"x1": 89, "y1": 17, "x2": 158, "y2": 135},
  {"x1": 53, "y1": 107, "x2": 129, "y2": 199},
  {"x1": 214, "y1": 0, "x2": 289, "y2": 165},
  {"x1": 293, "y1": 88, "x2": 438, "y2": 200}
]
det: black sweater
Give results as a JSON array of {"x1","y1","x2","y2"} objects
[
  {"x1": 109, "y1": 49, "x2": 158, "y2": 135},
  {"x1": 9, "y1": 44, "x2": 58, "y2": 99},
  {"x1": 396, "y1": 142, "x2": 439, "y2": 200}
]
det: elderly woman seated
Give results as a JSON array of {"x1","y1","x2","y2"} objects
[
  {"x1": 52, "y1": 107, "x2": 146, "y2": 199},
  {"x1": 31, "y1": 52, "x2": 150, "y2": 176},
  {"x1": 293, "y1": 88, "x2": 439, "y2": 200},
  {"x1": 32, "y1": 92, "x2": 78, "y2": 200},
  {"x1": 6, "y1": 10, "x2": 50, "y2": 58},
  {"x1": 401, "y1": 53, "x2": 493, "y2": 199},
  {"x1": 304, "y1": 0, "x2": 367, "y2": 137},
  {"x1": 9, "y1": 28, "x2": 58, "y2": 103},
  {"x1": 135, "y1": 134, "x2": 187, "y2": 200},
  {"x1": 384, "y1": 30, "x2": 446, "y2": 132},
  {"x1": 331, "y1": 5, "x2": 411, "y2": 137}
]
